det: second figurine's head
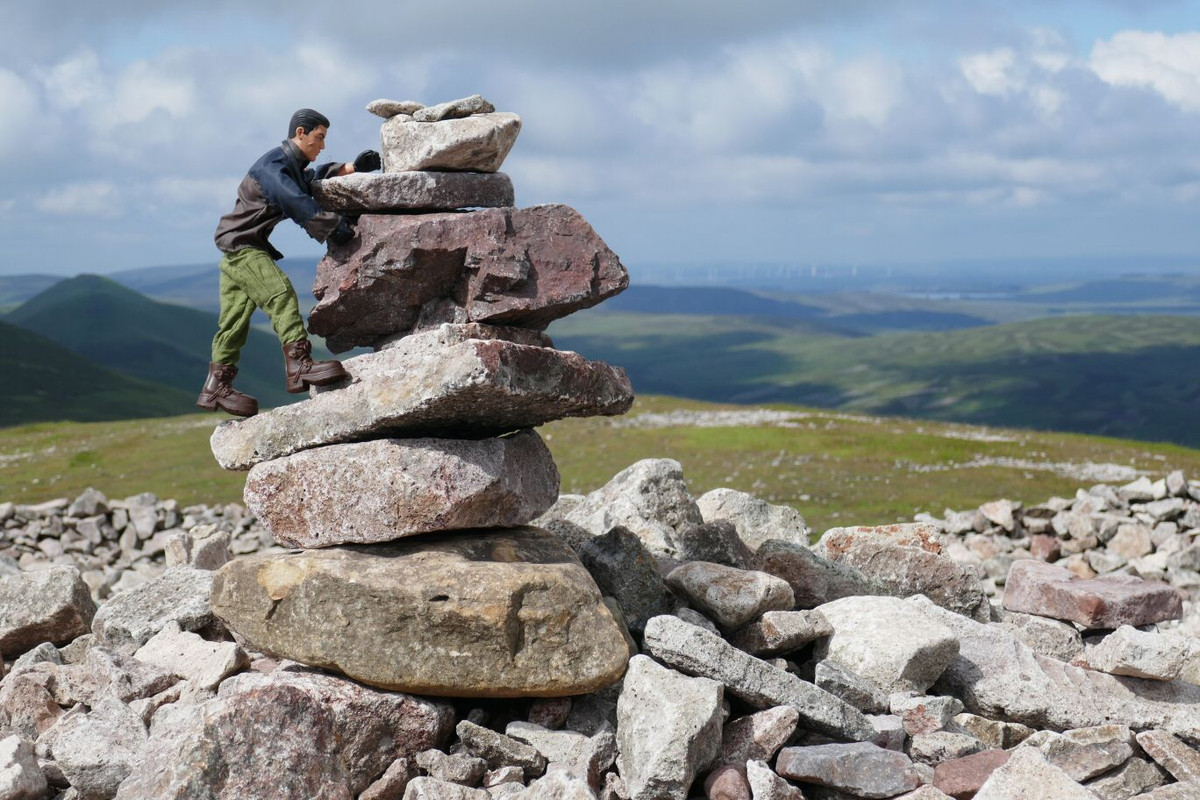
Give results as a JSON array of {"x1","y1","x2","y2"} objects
[{"x1": 288, "y1": 108, "x2": 330, "y2": 162}]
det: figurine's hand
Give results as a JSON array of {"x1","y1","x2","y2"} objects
[
  {"x1": 328, "y1": 216, "x2": 357, "y2": 246},
  {"x1": 353, "y1": 150, "x2": 381, "y2": 173}
]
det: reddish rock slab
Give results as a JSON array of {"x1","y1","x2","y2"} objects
[
  {"x1": 243, "y1": 430, "x2": 560, "y2": 548},
  {"x1": 1135, "y1": 730, "x2": 1200, "y2": 783},
  {"x1": 210, "y1": 325, "x2": 633, "y2": 470},
  {"x1": 309, "y1": 205, "x2": 629, "y2": 352},
  {"x1": 1002, "y1": 560, "x2": 1183, "y2": 628},
  {"x1": 934, "y1": 749, "x2": 1011, "y2": 800}
]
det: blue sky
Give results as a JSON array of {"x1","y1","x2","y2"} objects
[{"x1": 5, "y1": 1, "x2": 1200, "y2": 277}]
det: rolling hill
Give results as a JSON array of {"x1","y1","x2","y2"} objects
[
  {"x1": 0, "y1": 318, "x2": 196, "y2": 426},
  {"x1": 551, "y1": 310, "x2": 1200, "y2": 447},
  {"x1": 6, "y1": 275, "x2": 296, "y2": 408}
]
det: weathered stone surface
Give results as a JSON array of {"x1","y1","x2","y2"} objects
[
  {"x1": 0, "y1": 735, "x2": 48, "y2": 800},
  {"x1": 775, "y1": 742, "x2": 921, "y2": 799},
  {"x1": 457, "y1": 720, "x2": 546, "y2": 779},
  {"x1": 753, "y1": 540, "x2": 881, "y2": 608},
  {"x1": 313, "y1": 170, "x2": 515, "y2": 213},
  {"x1": 745, "y1": 760, "x2": 804, "y2": 800},
  {"x1": 909, "y1": 731, "x2": 986, "y2": 766},
  {"x1": 368, "y1": 98, "x2": 425, "y2": 118},
  {"x1": 933, "y1": 749, "x2": 1010, "y2": 800},
  {"x1": 577, "y1": 526, "x2": 676, "y2": 635},
  {"x1": 729, "y1": 610, "x2": 832, "y2": 657},
  {"x1": 617, "y1": 655, "x2": 723, "y2": 800},
  {"x1": 891, "y1": 695, "x2": 963, "y2": 736},
  {"x1": 91, "y1": 566, "x2": 213, "y2": 650},
  {"x1": 361, "y1": 758, "x2": 416, "y2": 800},
  {"x1": 565, "y1": 459, "x2": 704, "y2": 561},
  {"x1": 244, "y1": 430, "x2": 559, "y2": 548},
  {"x1": 116, "y1": 669, "x2": 453, "y2": 800},
  {"x1": 641, "y1": 614, "x2": 874, "y2": 742},
  {"x1": 1003, "y1": 560, "x2": 1184, "y2": 628},
  {"x1": 972, "y1": 747, "x2": 1096, "y2": 800},
  {"x1": 0, "y1": 566, "x2": 95, "y2": 656},
  {"x1": 1107, "y1": 524, "x2": 1154, "y2": 560},
  {"x1": 164, "y1": 525, "x2": 230, "y2": 571},
  {"x1": 1135, "y1": 730, "x2": 1200, "y2": 783},
  {"x1": 951, "y1": 714, "x2": 1034, "y2": 750},
  {"x1": 1083, "y1": 625, "x2": 1191, "y2": 680},
  {"x1": 979, "y1": 500, "x2": 1019, "y2": 533},
  {"x1": 696, "y1": 489, "x2": 811, "y2": 551},
  {"x1": 46, "y1": 696, "x2": 147, "y2": 799},
  {"x1": 1020, "y1": 725, "x2": 1134, "y2": 782},
  {"x1": 719, "y1": 706, "x2": 800, "y2": 767},
  {"x1": 816, "y1": 527, "x2": 990, "y2": 622},
  {"x1": 666, "y1": 563, "x2": 794, "y2": 631},
  {"x1": 815, "y1": 596, "x2": 959, "y2": 695},
  {"x1": 994, "y1": 610, "x2": 1084, "y2": 662},
  {"x1": 133, "y1": 622, "x2": 248, "y2": 692},
  {"x1": 412, "y1": 94, "x2": 496, "y2": 122},
  {"x1": 312, "y1": 205, "x2": 625, "y2": 351},
  {"x1": 911, "y1": 596, "x2": 1200, "y2": 738},
  {"x1": 522, "y1": 770, "x2": 600, "y2": 799},
  {"x1": 417, "y1": 749, "x2": 486, "y2": 786},
  {"x1": 382, "y1": 109, "x2": 517, "y2": 171},
  {"x1": 1083, "y1": 757, "x2": 1168, "y2": 800},
  {"x1": 814, "y1": 660, "x2": 890, "y2": 713},
  {"x1": 704, "y1": 764, "x2": 751, "y2": 800},
  {"x1": 211, "y1": 528, "x2": 631, "y2": 697},
  {"x1": 211, "y1": 326, "x2": 633, "y2": 469},
  {"x1": 404, "y1": 777, "x2": 491, "y2": 799}
]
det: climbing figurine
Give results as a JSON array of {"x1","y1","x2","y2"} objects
[{"x1": 197, "y1": 107, "x2": 382, "y2": 417}]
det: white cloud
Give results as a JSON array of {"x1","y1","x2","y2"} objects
[
  {"x1": 106, "y1": 60, "x2": 195, "y2": 127},
  {"x1": 41, "y1": 50, "x2": 104, "y2": 110},
  {"x1": 0, "y1": 69, "x2": 40, "y2": 143},
  {"x1": 822, "y1": 57, "x2": 904, "y2": 127},
  {"x1": 1090, "y1": 30, "x2": 1200, "y2": 112},
  {"x1": 34, "y1": 182, "x2": 123, "y2": 217},
  {"x1": 961, "y1": 48, "x2": 1022, "y2": 95}
]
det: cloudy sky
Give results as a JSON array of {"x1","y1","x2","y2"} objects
[{"x1": 5, "y1": 0, "x2": 1200, "y2": 278}]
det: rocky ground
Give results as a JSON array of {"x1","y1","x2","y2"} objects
[{"x1": 0, "y1": 459, "x2": 1198, "y2": 799}]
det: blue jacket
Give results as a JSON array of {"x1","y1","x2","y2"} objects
[{"x1": 214, "y1": 140, "x2": 344, "y2": 259}]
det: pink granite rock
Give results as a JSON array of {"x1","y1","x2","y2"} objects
[
  {"x1": 310, "y1": 205, "x2": 628, "y2": 352},
  {"x1": 1003, "y1": 560, "x2": 1183, "y2": 628},
  {"x1": 933, "y1": 749, "x2": 1011, "y2": 800}
]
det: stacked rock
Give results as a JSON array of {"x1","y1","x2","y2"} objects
[{"x1": 206, "y1": 95, "x2": 637, "y2": 699}]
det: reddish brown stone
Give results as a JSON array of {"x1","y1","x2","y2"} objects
[
  {"x1": 1029, "y1": 535, "x2": 1061, "y2": 563},
  {"x1": 310, "y1": 204, "x2": 629, "y2": 352},
  {"x1": 1003, "y1": 560, "x2": 1183, "y2": 628},
  {"x1": 705, "y1": 765, "x2": 751, "y2": 800},
  {"x1": 933, "y1": 749, "x2": 1012, "y2": 799}
]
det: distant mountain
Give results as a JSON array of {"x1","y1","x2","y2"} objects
[
  {"x1": 605, "y1": 285, "x2": 824, "y2": 318},
  {"x1": 0, "y1": 318, "x2": 195, "y2": 427},
  {"x1": 6, "y1": 275, "x2": 297, "y2": 408}
]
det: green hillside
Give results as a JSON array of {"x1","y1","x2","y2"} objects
[
  {"x1": 551, "y1": 311, "x2": 1200, "y2": 447},
  {"x1": 1, "y1": 396, "x2": 1198, "y2": 534},
  {"x1": 0, "y1": 318, "x2": 195, "y2": 426},
  {"x1": 6, "y1": 275, "x2": 295, "y2": 408}
]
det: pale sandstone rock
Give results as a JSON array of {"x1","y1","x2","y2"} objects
[
  {"x1": 729, "y1": 610, "x2": 833, "y2": 657},
  {"x1": 0, "y1": 735, "x2": 48, "y2": 800},
  {"x1": 696, "y1": 489, "x2": 811, "y2": 550},
  {"x1": 1019, "y1": 725, "x2": 1135, "y2": 782},
  {"x1": 313, "y1": 170, "x2": 515, "y2": 213},
  {"x1": 1135, "y1": 729, "x2": 1200, "y2": 783},
  {"x1": 665, "y1": 562, "x2": 794, "y2": 631},
  {"x1": 1082, "y1": 625, "x2": 1191, "y2": 680},
  {"x1": 367, "y1": 98, "x2": 425, "y2": 118},
  {"x1": 972, "y1": 747, "x2": 1097, "y2": 800},
  {"x1": 0, "y1": 567, "x2": 95, "y2": 657},
  {"x1": 211, "y1": 528, "x2": 631, "y2": 697},
  {"x1": 382, "y1": 109, "x2": 517, "y2": 171}
]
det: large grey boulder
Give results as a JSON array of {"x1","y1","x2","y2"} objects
[
  {"x1": 910, "y1": 596, "x2": 1200, "y2": 738},
  {"x1": 91, "y1": 567, "x2": 213, "y2": 650},
  {"x1": 382, "y1": 111, "x2": 519, "y2": 172},
  {"x1": 211, "y1": 528, "x2": 632, "y2": 697},
  {"x1": 665, "y1": 562, "x2": 794, "y2": 631},
  {"x1": 816, "y1": 526, "x2": 990, "y2": 622},
  {"x1": 641, "y1": 614, "x2": 874, "y2": 742},
  {"x1": 45, "y1": 696, "x2": 147, "y2": 799},
  {"x1": 696, "y1": 489, "x2": 811, "y2": 550},
  {"x1": 815, "y1": 596, "x2": 960, "y2": 695},
  {"x1": 311, "y1": 206, "x2": 626, "y2": 352},
  {"x1": 210, "y1": 326, "x2": 633, "y2": 470},
  {"x1": 616, "y1": 655, "x2": 723, "y2": 800},
  {"x1": 313, "y1": 170, "x2": 514, "y2": 213},
  {"x1": 1081, "y1": 625, "x2": 1194, "y2": 681},
  {"x1": 114, "y1": 669, "x2": 454, "y2": 800},
  {"x1": 565, "y1": 459, "x2": 720, "y2": 561},
  {"x1": 0, "y1": 566, "x2": 96, "y2": 656},
  {"x1": 243, "y1": 430, "x2": 560, "y2": 548}
]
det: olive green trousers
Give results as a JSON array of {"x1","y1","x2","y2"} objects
[{"x1": 211, "y1": 248, "x2": 307, "y2": 365}]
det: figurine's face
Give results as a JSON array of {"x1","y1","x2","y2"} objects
[{"x1": 292, "y1": 124, "x2": 328, "y2": 162}]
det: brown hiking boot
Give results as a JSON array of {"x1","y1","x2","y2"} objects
[
  {"x1": 282, "y1": 339, "x2": 347, "y2": 393},
  {"x1": 196, "y1": 362, "x2": 259, "y2": 417}
]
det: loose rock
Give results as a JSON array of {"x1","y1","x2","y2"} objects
[{"x1": 665, "y1": 562, "x2": 794, "y2": 631}]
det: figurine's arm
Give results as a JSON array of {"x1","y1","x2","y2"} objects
[{"x1": 255, "y1": 161, "x2": 341, "y2": 243}]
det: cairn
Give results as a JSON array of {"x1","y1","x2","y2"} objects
[{"x1": 202, "y1": 95, "x2": 639, "y2": 699}]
